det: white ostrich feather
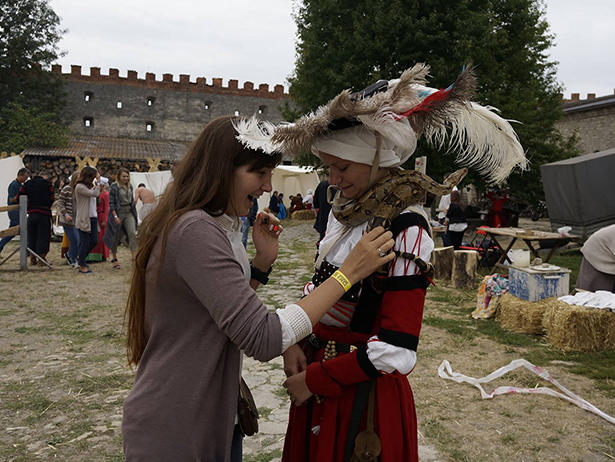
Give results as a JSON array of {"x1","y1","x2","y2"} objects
[
  {"x1": 232, "y1": 116, "x2": 280, "y2": 154},
  {"x1": 424, "y1": 102, "x2": 528, "y2": 184}
]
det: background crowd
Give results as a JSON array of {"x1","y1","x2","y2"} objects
[{"x1": 0, "y1": 167, "x2": 157, "y2": 273}]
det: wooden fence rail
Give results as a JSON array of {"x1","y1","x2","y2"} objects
[
  {"x1": 0, "y1": 204, "x2": 19, "y2": 213},
  {"x1": 0, "y1": 196, "x2": 28, "y2": 270}
]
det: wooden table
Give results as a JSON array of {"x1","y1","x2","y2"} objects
[
  {"x1": 482, "y1": 227, "x2": 579, "y2": 273},
  {"x1": 432, "y1": 225, "x2": 446, "y2": 234}
]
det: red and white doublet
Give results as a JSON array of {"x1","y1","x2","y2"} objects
[{"x1": 282, "y1": 206, "x2": 433, "y2": 462}]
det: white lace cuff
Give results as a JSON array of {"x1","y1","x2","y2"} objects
[
  {"x1": 366, "y1": 336, "x2": 417, "y2": 375},
  {"x1": 276, "y1": 303, "x2": 313, "y2": 353}
]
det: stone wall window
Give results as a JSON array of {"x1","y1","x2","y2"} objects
[
  {"x1": 147, "y1": 97, "x2": 155, "y2": 106},
  {"x1": 83, "y1": 117, "x2": 93, "y2": 127},
  {"x1": 205, "y1": 101, "x2": 212, "y2": 110},
  {"x1": 146, "y1": 122, "x2": 154, "y2": 132},
  {"x1": 234, "y1": 110, "x2": 240, "y2": 116},
  {"x1": 117, "y1": 101, "x2": 123, "y2": 109},
  {"x1": 259, "y1": 105, "x2": 267, "y2": 114},
  {"x1": 84, "y1": 91, "x2": 93, "y2": 102}
]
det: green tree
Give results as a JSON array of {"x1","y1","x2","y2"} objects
[
  {"x1": 288, "y1": 0, "x2": 578, "y2": 203},
  {"x1": 0, "y1": 98, "x2": 69, "y2": 153},
  {"x1": 0, "y1": 0, "x2": 68, "y2": 152}
]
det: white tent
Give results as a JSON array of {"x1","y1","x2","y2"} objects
[
  {"x1": 129, "y1": 170, "x2": 173, "y2": 221},
  {"x1": 257, "y1": 165, "x2": 321, "y2": 213},
  {"x1": 0, "y1": 155, "x2": 26, "y2": 231}
]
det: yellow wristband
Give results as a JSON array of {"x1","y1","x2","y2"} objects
[{"x1": 331, "y1": 270, "x2": 352, "y2": 292}]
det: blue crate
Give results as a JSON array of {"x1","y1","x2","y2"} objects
[{"x1": 508, "y1": 266, "x2": 571, "y2": 302}]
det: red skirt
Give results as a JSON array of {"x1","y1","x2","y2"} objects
[{"x1": 282, "y1": 323, "x2": 419, "y2": 462}]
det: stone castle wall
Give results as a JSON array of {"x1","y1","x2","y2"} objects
[
  {"x1": 556, "y1": 104, "x2": 615, "y2": 155},
  {"x1": 54, "y1": 65, "x2": 289, "y2": 142}
]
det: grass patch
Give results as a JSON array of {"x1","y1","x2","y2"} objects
[
  {"x1": 14, "y1": 326, "x2": 45, "y2": 334},
  {"x1": 268, "y1": 362, "x2": 283, "y2": 371},
  {"x1": 244, "y1": 449, "x2": 283, "y2": 462},
  {"x1": 274, "y1": 386, "x2": 290, "y2": 399},
  {"x1": 423, "y1": 315, "x2": 476, "y2": 338},
  {"x1": 422, "y1": 418, "x2": 471, "y2": 461},
  {"x1": 103, "y1": 452, "x2": 125, "y2": 462},
  {"x1": 258, "y1": 406, "x2": 273, "y2": 419},
  {"x1": 76, "y1": 373, "x2": 134, "y2": 394}
]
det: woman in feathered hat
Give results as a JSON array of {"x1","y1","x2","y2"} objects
[{"x1": 236, "y1": 64, "x2": 527, "y2": 462}]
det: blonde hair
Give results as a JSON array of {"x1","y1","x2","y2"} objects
[{"x1": 116, "y1": 167, "x2": 131, "y2": 192}]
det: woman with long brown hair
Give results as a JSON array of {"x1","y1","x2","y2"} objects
[
  {"x1": 74, "y1": 166, "x2": 103, "y2": 274},
  {"x1": 121, "y1": 116, "x2": 395, "y2": 461}
]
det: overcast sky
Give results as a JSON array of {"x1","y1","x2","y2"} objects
[{"x1": 51, "y1": 0, "x2": 615, "y2": 99}]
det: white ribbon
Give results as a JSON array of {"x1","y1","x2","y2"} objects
[{"x1": 438, "y1": 359, "x2": 615, "y2": 426}]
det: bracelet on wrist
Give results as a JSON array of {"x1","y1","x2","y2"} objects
[
  {"x1": 331, "y1": 270, "x2": 352, "y2": 292},
  {"x1": 250, "y1": 261, "x2": 273, "y2": 285}
]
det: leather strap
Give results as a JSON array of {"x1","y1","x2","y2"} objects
[
  {"x1": 344, "y1": 380, "x2": 371, "y2": 461},
  {"x1": 367, "y1": 379, "x2": 376, "y2": 432}
]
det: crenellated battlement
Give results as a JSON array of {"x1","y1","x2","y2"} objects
[
  {"x1": 561, "y1": 90, "x2": 615, "y2": 104},
  {"x1": 52, "y1": 64, "x2": 288, "y2": 100}
]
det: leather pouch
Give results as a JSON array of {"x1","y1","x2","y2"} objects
[{"x1": 237, "y1": 377, "x2": 259, "y2": 437}]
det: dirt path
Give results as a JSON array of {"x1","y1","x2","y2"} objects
[{"x1": 0, "y1": 221, "x2": 613, "y2": 461}]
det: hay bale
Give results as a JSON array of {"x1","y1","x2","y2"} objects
[
  {"x1": 496, "y1": 293, "x2": 560, "y2": 335},
  {"x1": 291, "y1": 209, "x2": 316, "y2": 220},
  {"x1": 542, "y1": 302, "x2": 615, "y2": 351}
]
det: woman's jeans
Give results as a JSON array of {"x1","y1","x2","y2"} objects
[
  {"x1": 78, "y1": 218, "x2": 98, "y2": 267},
  {"x1": 230, "y1": 424, "x2": 243, "y2": 462},
  {"x1": 64, "y1": 225, "x2": 80, "y2": 263}
]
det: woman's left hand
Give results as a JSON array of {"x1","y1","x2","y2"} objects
[
  {"x1": 283, "y1": 370, "x2": 312, "y2": 406},
  {"x1": 252, "y1": 212, "x2": 282, "y2": 268}
]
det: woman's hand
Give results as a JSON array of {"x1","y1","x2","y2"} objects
[
  {"x1": 114, "y1": 216, "x2": 121, "y2": 225},
  {"x1": 252, "y1": 212, "x2": 282, "y2": 270},
  {"x1": 283, "y1": 344, "x2": 307, "y2": 378},
  {"x1": 339, "y1": 226, "x2": 396, "y2": 285},
  {"x1": 283, "y1": 371, "x2": 312, "y2": 406}
]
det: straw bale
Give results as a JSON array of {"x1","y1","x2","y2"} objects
[
  {"x1": 496, "y1": 293, "x2": 559, "y2": 335},
  {"x1": 291, "y1": 210, "x2": 316, "y2": 220},
  {"x1": 542, "y1": 302, "x2": 615, "y2": 352}
]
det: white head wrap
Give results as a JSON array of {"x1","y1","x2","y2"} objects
[{"x1": 311, "y1": 123, "x2": 417, "y2": 167}]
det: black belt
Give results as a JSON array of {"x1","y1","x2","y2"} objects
[{"x1": 308, "y1": 334, "x2": 356, "y2": 353}]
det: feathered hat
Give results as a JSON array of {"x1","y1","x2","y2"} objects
[{"x1": 234, "y1": 63, "x2": 527, "y2": 184}]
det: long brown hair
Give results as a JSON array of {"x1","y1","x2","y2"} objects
[
  {"x1": 450, "y1": 190, "x2": 465, "y2": 211},
  {"x1": 75, "y1": 166, "x2": 97, "y2": 197},
  {"x1": 69, "y1": 170, "x2": 80, "y2": 196},
  {"x1": 125, "y1": 116, "x2": 282, "y2": 366}
]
